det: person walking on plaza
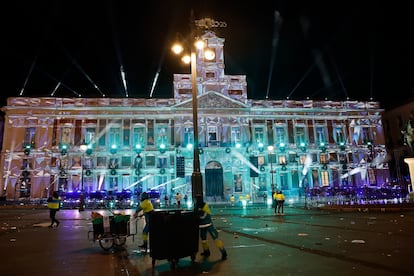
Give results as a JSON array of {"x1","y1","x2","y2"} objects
[
  {"x1": 275, "y1": 190, "x2": 285, "y2": 215},
  {"x1": 272, "y1": 191, "x2": 277, "y2": 214},
  {"x1": 263, "y1": 192, "x2": 268, "y2": 206},
  {"x1": 134, "y1": 192, "x2": 154, "y2": 252},
  {"x1": 175, "y1": 192, "x2": 181, "y2": 208},
  {"x1": 230, "y1": 194, "x2": 235, "y2": 206},
  {"x1": 47, "y1": 191, "x2": 61, "y2": 228},
  {"x1": 184, "y1": 194, "x2": 188, "y2": 206},
  {"x1": 196, "y1": 196, "x2": 228, "y2": 260},
  {"x1": 245, "y1": 193, "x2": 251, "y2": 204}
]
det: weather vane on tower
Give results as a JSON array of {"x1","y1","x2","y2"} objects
[{"x1": 194, "y1": 17, "x2": 227, "y2": 30}]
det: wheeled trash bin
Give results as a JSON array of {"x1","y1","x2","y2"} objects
[{"x1": 149, "y1": 209, "x2": 199, "y2": 268}]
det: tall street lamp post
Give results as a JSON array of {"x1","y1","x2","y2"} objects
[
  {"x1": 172, "y1": 16, "x2": 224, "y2": 206},
  {"x1": 79, "y1": 143, "x2": 87, "y2": 211},
  {"x1": 189, "y1": 51, "x2": 204, "y2": 204},
  {"x1": 267, "y1": 146, "x2": 275, "y2": 195}
]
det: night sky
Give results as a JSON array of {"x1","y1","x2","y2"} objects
[{"x1": 3, "y1": 1, "x2": 413, "y2": 110}]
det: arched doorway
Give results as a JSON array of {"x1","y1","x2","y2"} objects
[{"x1": 205, "y1": 161, "x2": 224, "y2": 199}]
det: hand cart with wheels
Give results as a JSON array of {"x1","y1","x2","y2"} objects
[
  {"x1": 87, "y1": 212, "x2": 137, "y2": 251},
  {"x1": 149, "y1": 209, "x2": 199, "y2": 269}
]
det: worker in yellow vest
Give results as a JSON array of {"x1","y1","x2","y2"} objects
[
  {"x1": 275, "y1": 190, "x2": 286, "y2": 215},
  {"x1": 47, "y1": 191, "x2": 61, "y2": 228},
  {"x1": 230, "y1": 194, "x2": 235, "y2": 206},
  {"x1": 245, "y1": 194, "x2": 251, "y2": 204}
]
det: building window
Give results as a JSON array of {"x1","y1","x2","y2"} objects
[
  {"x1": 157, "y1": 125, "x2": 169, "y2": 146},
  {"x1": 25, "y1": 127, "x2": 36, "y2": 147},
  {"x1": 329, "y1": 152, "x2": 338, "y2": 163},
  {"x1": 368, "y1": 168, "x2": 376, "y2": 185},
  {"x1": 295, "y1": 126, "x2": 307, "y2": 146},
  {"x1": 315, "y1": 126, "x2": 326, "y2": 145},
  {"x1": 334, "y1": 126, "x2": 345, "y2": 144},
  {"x1": 98, "y1": 120, "x2": 106, "y2": 146},
  {"x1": 299, "y1": 155, "x2": 306, "y2": 165},
  {"x1": 321, "y1": 171, "x2": 329, "y2": 186},
  {"x1": 274, "y1": 125, "x2": 287, "y2": 145},
  {"x1": 133, "y1": 126, "x2": 145, "y2": 148},
  {"x1": 206, "y1": 72, "x2": 215, "y2": 78},
  {"x1": 146, "y1": 155, "x2": 156, "y2": 167},
  {"x1": 123, "y1": 129, "x2": 130, "y2": 147},
  {"x1": 85, "y1": 127, "x2": 96, "y2": 145},
  {"x1": 280, "y1": 173, "x2": 288, "y2": 190},
  {"x1": 254, "y1": 127, "x2": 265, "y2": 144},
  {"x1": 109, "y1": 127, "x2": 121, "y2": 148},
  {"x1": 234, "y1": 174, "x2": 243, "y2": 192},
  {"x1": 362, "y1": 127, "x2": 373, "y2": 143},
  {"x1": 178, "y1": 88, "x2": 192, "y2": 95},
  {"x1": 184, "y1": 127, "x2": 194, "y2": 147},
  {"x1": 231, "y1": 126, "x2": 241, "y2": 146},
  {"x1": 157, "y1": 156, "x2": 168, "y2": 168},
  {"x1": 147, "y1": 125, "x2": 154, "y2": 146},
  {"x1": 121, "y1": 156, "x2": 131, "y2": 168},
  {"x1": 208, "y1": 126, "x2": 218, "y2": 146},
  {"x1": 228, "y1": 90, "x2": 242, "y2": 95},
  {"x1": 320, "y1": 154, "x2": 328, "y2": 164},
  {"x1": 61, "y1": 126, "x2": 72, "y2": 146}
]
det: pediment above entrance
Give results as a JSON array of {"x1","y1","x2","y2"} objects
[{"x1": 173, "y1": 91, "x2": 248, "y2": 109}]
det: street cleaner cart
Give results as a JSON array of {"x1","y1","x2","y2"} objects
[
  {"x1": 88, "y1": 211, "x2": 137, "y2": 251},
  {"x1": 149, "y1": 209, "x2": 199, "y2": 269}
]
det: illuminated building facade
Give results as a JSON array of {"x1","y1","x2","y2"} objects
[{"x1": 0, "y1": 30, "x2": 389, "y2": 202}]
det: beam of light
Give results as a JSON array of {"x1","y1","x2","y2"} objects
[
  {"x1": 149, "y1": 71, "x2": 160, "y2": 98},
  {"x1": 62, "y1": 48, "x2": 106, "y2": 97},
  {"x1": 231, "y1": 150, "x2": 260, "y2": 175},
  {"x1": 107, "y1": 4, "x2": 125, "y2": 98},
  {"x1": 327, "y1": 51, "x2": 348, "y2": 98},
  {"x1": 47, "y1": 177, "x2": 58, "y2": 190},
  {"x1": 341, "y1": 166, "x2": 367, "y2": 179},
  {"x1": 151, "y1": 178, "x2": 180, "y2": 190},
  {"x1": 4, "y1": 131, "x2": 24, "y2": 190},
  {"x1": 28, "y1": 63, "x2": 81, "y2": 97},
  {"x1": 302, "y1": 154, "x2": 312, "y2": 176},
  {"x1": 369, "y1": 43, "x2": 375, "y2": 100},
  {"x1": 19, "y1": 55, "x2": 38, "y2": 96},
  {"x1": 172, "y1": 183, "x2": 187, "y2": 190},
  {"x1": 59, "y1": 82, "x2": 81, "y2": 97},
  {"x1": 97, "y1": 173, "x2": 106, "y2": 190},
  {"x1": 149, "y1": 33, "x2": 168, "y2": 98},
  {"x1": 312, "y1": 48, "x2": 332, "y2": 89},
  {"x1": 265, "y1": 10, "x2": 283, "y2": 99},
  {"x1": 120, "y1": 66, "x2": 128, "y2": 97},
  {"x1": 287, "y1": 63, "x2": 317, "y2": 99},
  {"x1": 50, "y1": 82, "x2": 62, "y2": 97},
  {"x1": 299, "y1": 154, "x2": 312, "y2": 188},
  {"x1": 125, "y1": 174, "x2": 154, "y2": 190},
  {"x1": 50, "y1": 80, "x2": 81, "y2": 97},
  {"x1": 20, "y1": 59, "x2": 81, "y2": 97}
]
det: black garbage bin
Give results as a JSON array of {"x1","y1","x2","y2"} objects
[{"x1": 149, "y1": 209, "x2": 199, "y2": 268}]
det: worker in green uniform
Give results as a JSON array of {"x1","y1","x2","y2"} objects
[
  {"x1": 196, "y1": 196, "x2": 227, "y2": 260},
  {"x1": 134, "y1": 192, "x2": 154, "y2": 252}
]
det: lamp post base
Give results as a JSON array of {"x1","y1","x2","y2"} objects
[
  {"x1": 79, "y1": 193, "x2": 85, "y2": 211},
  {"x1": 191, "y1": 172, "x2": 203, "y2": 206}
]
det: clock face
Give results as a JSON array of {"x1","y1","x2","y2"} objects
[{"x1": 204, "y1": 48, "x2": 215, "y2": 61}]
